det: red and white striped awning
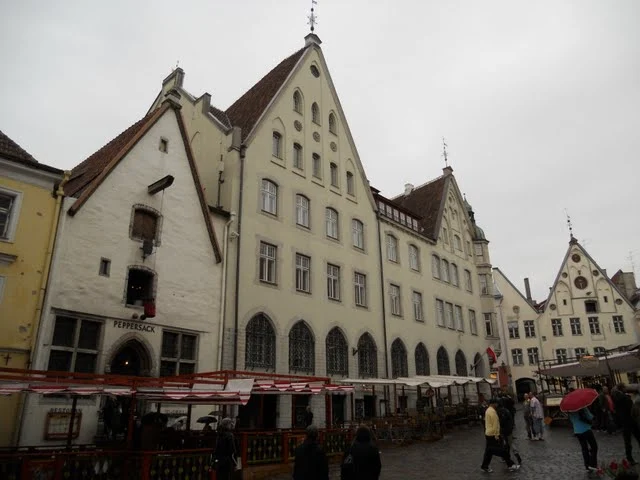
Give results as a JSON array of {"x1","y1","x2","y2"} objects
[
  {"x1": 0, "y1": 384, "x2": 135, "y2": 396},
  {"x1": 253, "y1": 380, "x2": 354, "y2": 394}
]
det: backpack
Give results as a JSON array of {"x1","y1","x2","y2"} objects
[{"x1": 340, "y1": 451, "x2": 356, "y2": 480}]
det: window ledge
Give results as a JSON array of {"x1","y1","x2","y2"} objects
[
  {"x1": 292, "y1": 169, "x2": 306, "y2": 178},
  {"x1": 259, "y1": 280, "x2": 279, "y2": 289},
  {"x1": 0, "y1": 252, "x2": 18, "y2": 266},
  {"x1": 329, "y1": 186, "x2": 341, "y2": 195},
  {"x1": 311, "y1": 178, "x2": 324, "y2": 188}
]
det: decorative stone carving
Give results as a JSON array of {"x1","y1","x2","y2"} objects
[
  {"x1": 313, "y1": 132, "x2": 320, "y2": 142},
  {"x1": 294, "y1": 120, "x2": 302, "y2": 132},
  {"x1": 330, "y1": 141, "x2": 337, "y2": 152}
]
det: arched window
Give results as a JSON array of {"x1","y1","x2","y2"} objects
[
  {"x1": 289, "y1": 321, "x2": 314, "y2": 373},
  {"x1": 346, "y1": 171, "x2": 355, "y2": 196},
  {"x1": 295, "y1": 194, "x2": 310, "y2": 228},
  {"x1": 293, "y1": 91, "x2": 302, "y2": 113},
  {"x1": 441, "y1": 259, "x2": 450, "y2": 283},
  {"x1": 415, "y1": 343, "x2": 430, "y2": 375},
  {"x1": 451, "y1": 263, "x2": 459, "y2": 286},
  {"x1": 386, "y1": 234, "x2": 398, "y2": 262},
  {"x1": 312, "y1": 102, "x2": 320, "y2": 124},
  {"x1": 391, "y1": 339, "x2": 408, "y2": 378},
  {"x1": 436, "y1": 347, "x2": 450, "y2": 375},
  {"x1": 473, "y1": 353, "x2": 485, "y2": 377},
  {"x1": 272, "y1": 131, "x2": 282, "y2": 158},
  {"x1": 352, "y1": 219, "x2": 364, "y2": 249},
  {"x1": 328, "y1": 113, "x2": 337, "y2": 134},
  {"x1": 357, "y1": 333, "x2": 377, "y2": 378},
  {"x1": 330, "y1": 162, "x2": 338, "y2": 187},
  {"x1": 245, "y1": 314, "x2": 276, "y2": 369},
  {"x1": 432, "y1": 255, "x2": 441, "y2": 279},
  {"x1": 260, "y1": 179, "x2": 278, "y2": 215},
  {"x1": 455, "y1": 350, "x2": 468, "y2": 376},
  {"x1": 409, "y1": 244, "x2": 419, "y2": 271},
  {"x1": 326, "y1": 327, "x2": 348, "y2": 376},
  {"x1": 326, "y1": 208, "x2": 339, "y2": 239}
]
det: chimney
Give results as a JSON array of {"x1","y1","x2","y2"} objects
[
  {"x1": 443, "y1": 166, "x2": 453, "y2": 176},
  {"x1": 200, "y1": 92, "x2": 211, "y2": 115},
  {"x1": 524, "y1": 278, "x2": 533, "y2": 303},
  {"x1": 404, "y1": 183, "x2": 414, "y2": 195}
]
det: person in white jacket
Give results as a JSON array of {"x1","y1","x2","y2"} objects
[{"x1": 529, "y1": 392, "x2": 545, "y2": 440}]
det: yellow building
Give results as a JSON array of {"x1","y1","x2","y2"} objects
[{"x1": 0, "y1": 130, "x2": 66, "y2": 446}]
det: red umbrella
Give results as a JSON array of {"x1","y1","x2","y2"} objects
[{"x1": 560, "y1": 388, "x2": 599, "y2": 413}]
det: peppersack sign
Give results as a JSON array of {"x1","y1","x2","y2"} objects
[{"x1": 112, "y1": 320, "x2": 155, "y2": 333}]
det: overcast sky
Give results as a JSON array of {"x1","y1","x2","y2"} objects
[{"x1": 2, "y1": 0, "x2": 639, "y2": 301}]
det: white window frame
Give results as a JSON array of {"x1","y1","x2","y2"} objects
[
  {"x1": 551, "y1": 318, "x2": 563, "y2": 336},
  {"x1": 352, "y1": 219, "x2": 364, "y2": 249},
  {"x1": 295, "y1": 254, "x2": 311, "y2": 293},
  {"x1": 354, "y1": 272, "x2": 367, "y2": 307},
  {"x1": 330, "y1": 163, "x2": 339, "y2": 187},
  {"x1": 293, "y1": 143, "x2": 303, "y2": 170},
  {"x1": 259, "y1": 242, "x2": 277, "y2": 284},
  {"x1": 0, "y1": 187, "x2": 23, "y2": 242},
  {"x1": 346, "y1": 172, "x2": 355, "y2": 196},
  {"x1": 464, "y1": 269, "x2": 472, "y2": 292},
  {"x1": 527, "y1": 347, "x2": 539, "y2": 365},
  {"x1": 412, "y1": 291, "x2": 423, "y2": 322},
  {"x1": 454, "y1": 305, "x2": 464, "y2": 331},
  {"x1": 508, "y1": 321, "x2": 520, "y2": 339},
  {"x1": 386, "y1": 235, "x2": 398, "y2": 262},
  {"x1": 409, "y1": 245, "x2": 419, "y2": 271},
  {"x1": 484, "y1": 313, "x2": 494, "y2": 337},
  {"x1": 441, "y1": 259, "x2": 450, "y2": 283},
  {"x1": 524, "y1": 320, "x2": 536, "y2": 338},
  {"x1": 295, "y1": 195, "x2": 309, "y2": 228},
  {"x1": 594, "y1": 346, "x2": 606, "y2": 356},
  {"x1": 272, "y1": 131, "x2": 282, "y2": 158},
  {"x1": 445, "y1": 302, "x2": 454, "y2": 329},
  {"x1": 451, "y1": 263, "x2": 459, "y2": 287},
  {"x1": 469, "y1": 309, "x2": 478, "y2": 335},
  {"x1": 570, "y1": 318, "x2": 582, "y2": 336},
  {"x1": 479, "y1": 274, "x2": 490, "y2": 295},
  {"x1": 511, "y1": 349, "x2": 524, "y2": 366},
  {"x1": 436, "y1": 299, "x2": 445, "y2": 327},
  {"x1": 556, "y1": 348, "x2": 568, "y2": 363},
  {"x1": 389, "y1": 284, "x2": 401, "y2": 316},
  {"x1": 588, "y1": 316, "x2": 601, "y2": 335},
  {"x1": 312, "y1": 153, "x2": 322, "y2": 178},
  {"x1": 574, "y1": 347, "x2": 588, "y2": 358},
  {"x1": 327, "y1": 263, "x2": 341, "y2": 301},
  {"x1": 432, "y1": 255, "x2": 441, "y2": 279},
  {"x1": 261, "y1": 179, "x2": 278, "y2": 215},
  {"x1": 613, "y1": 315, "x2": 625, "y2": 333},
  {"x1": 326, "y1": 208, "x2": 339, "y2": 239}
]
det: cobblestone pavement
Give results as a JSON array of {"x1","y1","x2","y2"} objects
[{"x1": 273, "y1": 415, "x2": 640, "y2": 479}]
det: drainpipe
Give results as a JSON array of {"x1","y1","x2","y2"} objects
[
  {"x1": 375, "y1": 216, "x2": 390, "y2": 379},
  {"x1": 232, "y1": 145, "x2": 247, "y2": 370},
  {"x1": 14, "y1": 170, "x2": 70, "y2": 445},
  {"x1": 217, "y1": 212, "x2": 236, "y2": 370}
]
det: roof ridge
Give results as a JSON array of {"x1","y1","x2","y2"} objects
[
  {"x1": 0, "y1": 129, "x2": 38, "y2": 163},
  {"x1": 389, "y1": 174, "x2": 447, "y2": 201}
]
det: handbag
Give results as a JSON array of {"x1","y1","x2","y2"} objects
[{"x1": 233, "y1": 455, "x2": 242, "y2": 471}]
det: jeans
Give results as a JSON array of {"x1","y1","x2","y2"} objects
[
  {"x1": 524, "y1": 416, "x2": 533, "y2": 438},
  {"x1": 576, "y1": 429, "x2": 598, "y2": 469},
  {"x1": 622, "y1": 421, "x2": 640, "y2": 462},
  {"x1": 481, "y1": 436, "x2": 514, "y2": 468},
  {"x1": 532, "y1": 418, "x2": 544, "y2": 437}
]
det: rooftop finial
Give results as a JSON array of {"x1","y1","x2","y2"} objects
[
  {"x1": 308, "y1": 0, "x2": 318, "y2": 32},
  {"x1": 442, "y1": 137, "x2": 449, "y2": 167},
  {"x1": 565, "y1": 209, "x2": 574, "y2": 240}
]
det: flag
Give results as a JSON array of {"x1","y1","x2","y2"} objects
[{"x1": 486, "y1": 346, "x2": 497, "y2": 365}]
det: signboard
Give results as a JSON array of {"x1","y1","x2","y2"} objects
[{"x1": 44, "y1": 410, "x2": 82, "y2": 440}]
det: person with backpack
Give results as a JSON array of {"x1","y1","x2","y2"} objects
[
  {"x1": 341, "y1": 425, "x2": 381, "y2": 480},
  {"x1": 569, "y1": 407, "x2": 598, "y2": 473},
  {"x1": 293, "y1": 425, "x2": 329, "y2": 480}
]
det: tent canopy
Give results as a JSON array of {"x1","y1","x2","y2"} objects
[
  {"x1": 338, "y1": 374, "x2": 495, "y2": 389},
  {"x1": 539, "y1": 350, "x2": 640, "y2": 378}
]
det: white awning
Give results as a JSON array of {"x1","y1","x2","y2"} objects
[
  {"x1": 338, "y1": 375, "x2": 494, "y2": 389},
  {"x1": 539, "y1": 350, "x2": 640, "y2": 377}
]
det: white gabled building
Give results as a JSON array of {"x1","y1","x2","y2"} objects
[{"x1": 19, "y1": 99, "x2": 224, "y2": 446}]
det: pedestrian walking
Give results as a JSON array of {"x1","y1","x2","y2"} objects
[
  {"x1": 293, "y1": 425, "x2": 329, "y2": 480},
  {"x1": 523, "y1": 393, "x2": 533, "y2": 439},
  {"x1": 480, "y1": 398, "x2": 519, "y2": 473},
  {"x1": 613, "y1": 383, "x2": 640, "y2": 465},
  {"x1": 529, "y1": 392, "x2": 544, "y2": 440},
  {"x1": 213, "y1": 418, "x2": 239, "y2": 480},
  {"x1": 497, "y1": 398, "x2": 521, "y2": 465},
  {"x1": 341, "y1": 425, "x2": 381, "y2": 480},
  {"x1": 600, "y1": 386, "x2": 616, "y2": 434},
  {"x1": 569, "y1": 407, "x2": 598, "y2": 473}
]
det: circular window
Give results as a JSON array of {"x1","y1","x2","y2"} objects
[
  {"x1": 572, "y1": 253, "x2": 581, "y2": 263},
  {"x1": 513, "y1": 306, "x2": 520, "y2": 314},
  {"x1": 562, "y1": 272, "x2": 568, "y2": 278},
  {"x1": 550, "y1": 304, "x2": 557, "y2": 310},
  {"x1": 592, "y1": 270, "x2": 600, "y2": 277},
  {"x1": 616, "y1": 298, "x2": 623, "y2": 305},
  {"x1": 574, "y1": 276, "x2": 588, "y2": 289},
  {"x1": 310, "y1": 65, "x2": 320, "y2": 78}
]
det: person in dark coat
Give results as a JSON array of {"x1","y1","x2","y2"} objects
[
  {"x1": 613, "y1": 383, "x2": 640, "y2": 465},
  {"x1": 342, "y1": 426, "x2": 382, "y2": 480},
  {"x1": 304, "y1": 405, "x2": 314, "y2": 427},
  {"x1": 293, "y1": 425, "x2": 329, "y2": 480},
  {"x1": 214, "y1": 418, "x2": 237, "y2": 480}
]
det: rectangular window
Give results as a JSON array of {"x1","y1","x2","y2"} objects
[
  {"x1": 453, "y1": 235, "x2": 462, "y2": 251},
  {"x1": 386, "y1": 235, "x2": 398, "y2": 262},
  {"x1": 327, "y1": 264, "x2": 340, "y2": 301},
  {"x1": 442, "y1": 227, "x2": 449, "y2": 245},
  {"x1": 585, "y1": 301, "x2": 598, "y2": 313},
  {"x1": 293, "y1": 143, "x2": 303, "y2": 169},
  {"x1": 99, "y1": 258, "x2": 111, "y2": 277},
  {"x1": 295, "y1": 254, "x2": 310, "y2": 293},
  {"x1": 260, "y1": 180, "x2": 278, "y2": 215},
  {"x1": 126, "y1": 268, "x2": 154, "y2": 306},
  {"x1": 412, "y1": 291, "x2": 423, "y2": 322},
  {"x1": 508, "y1": 321, "x2": 520, "y2": 339},
  {"x1": 354, "y1": 272, "x2": 367, "y2": 307},
  {"x1": 441, "y1": 260, "x2": 450, "y2": 283},
  {"x1": 445, "y1": 302, "x2": 454, "y2": 329},
  {"x1": 479, "y1": 274, "x2": 491, "y2": 295},
  {"x1": 390, "y1": 284, "x2": 401, "y2": 316},
  {"x1": 0, "y1": 191, "x2": 17, "y2": 240},
  {"x1": 132, "y1": 208, "x2": 159, "y2": 242},
  {"x1": 436, "y1": 299, "x2": 445, "y2": 327},
  {"x1": 454, "y1": 305, "x2": 464, "y2": 331},
  {"x1": 474, "y1": 243, "x2": 484, "y2": 260},
  {"x1": 432, "y1": 255, "x2": 441, "y2": 279},
  {"x1": 330, "y1": 163, "x2": 339, "y2": 187},
  {"x1": 511, "y1": 348, "x2": 523, "y2": 366},
  {"x1": 527, "y1": 347, "x2": 539, "y2": 365},
  {"x1": 551, "y1": 318, "x2": 563, "y2": 336},
  {"x1": 464, "y1": 270, "x2": 472, "y2": 292},
  {"x1": 326, "y1": 209, "x2": 339, "y2": 239},
  {"x1": 295, "y1": 195, "x2": 309, "y2": 228},
  {"x1": 484, "y1": 313, "x2": 494, "y2": 337},
  {"x1": 352, "y1": 219, "x2": 364, "y2": 249},
  {"x1": 160, "y1": 331, "x2": 198, "y2": 376},
  {"x1": 451, "y1": 264, "x2": 459, "y2": 287},
  {"x1": 159, "y1": 138, "x2": 168, "y2": 153},
  {"x1": 47, "y1": 316, "x2": 101, "y2": 374},
  {"x1": 259, "y1": 242, "x2": 277, "y2": 284},
  {"x1": 272, "y1": 132, "x2": 282, "y2": 158},
  {"x1": 570, "y1": 318, "x2": 582, "y2": 335},
  {"x1": 555, "y1": 348, "x2": 568, "y2": 364},
  {"x1": 574, "y1": 347, "x2": 588, "y2": 359},
  {"x1": 524, "y1": 320, "x2": 536, "y2": 338},
  {"x1": 469, "y1": 310, "x2": 478, "y2": 335},
  {"x1": 588, "y1": 316, "x2": 601, "y2": 335},
  {"x1": 409, "y1": 245, "x2": 419, "y2": 271},
  {"x1": 346, "y1": 172, "x2": 355, "y2": 195},
  {"x1": 594, "y1": 346, "x2": 606, "y2": 356},
  {"x1": 312, "y1": 153, "x2": 322, "y2": 178},
  {"x1": 613, "y1": 315, "x2": 625, "y2": 333}
]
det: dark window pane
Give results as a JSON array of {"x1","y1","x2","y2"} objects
[
  {"x1": 127, "y1": 269, "x2": 154, "y2": 305},
  {"x1": 162, "y1": 332, "x2": 179, "y2": 358},
  {"x1": 74, "y1": 353, "x2": 97, "y2": 373},
  {"x1": 181, "y1": 335, "x2": 197, "y2": 360},
  {"x1": 48, "y1": 350, "x2": 72, "y2": 372},
  {"x1": 52, "y1": 317, "x2": 76, "y2": 347},
  {"x1": 132, "y1": 210, "x2": 158, "y2": 241},
  {"x1": 78, "y1": 321, "x2": 101, "y2": 350},
  {"x1": 160, "y1": 361, "x2": 176, "y2": 377},
  {"x1": 179, "y1": 363, "x2": 195, "y2": 375}
]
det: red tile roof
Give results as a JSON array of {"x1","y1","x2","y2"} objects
[
  {"x1": 0, "y1": 129, "x2": 63, "y2": 175},
  {"x1": 391, "y1": 176, "x2": 449, "y2": 241},
  {"x1": 225, "y1": 48, "x2": 306, "y2": 141}
]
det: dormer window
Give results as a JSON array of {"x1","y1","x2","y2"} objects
[
  {"x1": 328, "y1": 113, "x2": 337, "y2": 134},
  {"x1": 293, "y1": 91, "x2": 302, "y2": 114},
  {"x1": 311, "y1": 103, "x2": 320, "y2": 124}
]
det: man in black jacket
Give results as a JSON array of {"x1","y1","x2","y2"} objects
[
  {"x1": 613, "y1": 383, "x2": 640, "y2": 465},
  {"x1": 293, "y1": 425, "x2": 329, "y2": 480}
]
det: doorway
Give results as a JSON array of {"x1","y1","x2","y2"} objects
[
  {"x1": 292, "y1": 394, "x2": 311, "y2": 429},
  {"x1": 331, "y1": 395, "x2": 345, "y2": 427},
  {"x1": 363, "y1": 395, "x2": 376, "y2": 418},
  {"x1": 238, "y1": 395, "x2": 278, "y2": 430},
  {"x1": 110, "y1": 340, "x2": 151, "y2": 376}
]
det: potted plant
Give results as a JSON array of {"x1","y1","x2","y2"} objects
[{"x1": 597, "y1": 459, "x2": 639, "y2": 479}]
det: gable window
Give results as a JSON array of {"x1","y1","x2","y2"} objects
[
  {"x1": 325, "y1": 208, "x2": 339, "y2": 239},
  {"x1": 326, "y1": 328, "x2": 348, "y2": 376},
  {"x1": 328, "y1": 113, "x2": 337, "y2": 134},
  {"x1": 330, "y1": 163, "x2": 339, "y2": 187},
  {"x1": 613, "y1": 315, "x2": 625, "y2": 333},
  {"x1": 527, "y1": 347, "x2": 539, "y2": 365},
  {"x1": 272, "y1": 132, "x2": 282, "y2": 158},
  {"x1": 352, "y1": 219, "x2": 364, "y2": 249},
  {"x1": 327, "y1": 263, "x2": 341, "y2": 300},
  {"x1": 160, "y1": 331, "x2": 197, "y2": 376},
  {"x1": 259, "y1": 242, "x2": 277, "y2": 284},
  {"x1": 0, "y1": 189, "x2": 21, "y2": 241},
  {"x1": 354, "y1": 272, "x2": 367, "y2": 307},
  {"x1": 295, "y1": 254, "x2": 311, "y2": 293},
  {"x1": 474, "y1": 243, "x2": 484, "y2": 261},
  {"x1": 588, "y1": 317, "x2": 601, "y2": 335},
  {"x1": 484, "y1": 313, "x2": 495, "y2": 337},
  {"x1": 451, "y1": 263, "x2": 459, "y2": 287},
  {"x1": 436, "y1": 299, "x2": 445, "y2": 327},
  {"x1": 293, "y1": 91, "x2": 302, "y2": 113},
  {"x1": 441, "y1": 259, "x2": 450, "y2": 283},
  {"x1": 311, "y1": 102, "x2": 320, "y2": 124},
  {"x1": 555, "y1": 348, "x2": 568, "y2": 364},
  {"x1": 47, "y1": 316, "x2": 101, "y2": 373},
  {"x1": 551, "y1": 318, "x2": 563, "y2": 336},
  {"x1": 453, "y1": 234, "x2": 462, "y2": 251},
  {"x1": 413, "y1": 291, "x2": 423, "y2": 322},
  {"x1": 570, "y1": 318, "x2": 582, "y2": 335},
  {"x1": 454, "y1": 305, "x2": 464, "y2": 331},
  {"x1": 511, "y1": 349, "x2": 524, "y2": 366},
  {"x1": 131, "y1": 206, "x2": 160, "y2": 243},
  {"x1": 159, "y1": 138, "x2": 168, "y2": 153},
  {"x1": 432, "y1": 255, "x2": 441, "y2": 279},
  {"x1": 260, "y1": 179, "x2": 278, "y2": 215},
  {"x1": 464, "y1": 269, "x2": 472, "y2": 292},
  {"x1": 386, "y1": 235, "x2": 398, "y2": 262},
  {"x1": 126, "y1": 267, "x2": 155, "y2": 306},
  {"x1": 409, "y1": 245, "x2": 419, "y2": 271},
  {"x1": 312, "y1": 153, "x2": 322, "y2": 178},
  {"x1": 245, "y1": 314, "x2": 276, "y2": 369},
  {"x1": 445, "y1": 302, "x2": 454, "y2": 329},
  {"x1": 442, "y1": 227, "x2": 449, "y2": 245},
  {"x1": 346, "y1": 172, "x2": 354, "y2": 195},
  {"x1": 389, "y1": 284, "x2": 401, "y2": 316},
  {"x1": 524, "y1": 320, "x2": 536, "y2": 338},
  {"x1": 295, "y1": 195, "x2": 309, "y2": 228},
  {"x1": 99, "y1": 258, "x2": 111, "y2": 277},
  {"x1": 585, "y1": 301, "x2": 598, "y2": 313},
  {"x1": 469, "y1": 309, "x2": 478, "y2": 335},
  {"x1": 508, "y1": 321, "x2": 520, "y2": 339},
  {"x1": 293, "y1": 143, "x2": 303, "y2": 170}
]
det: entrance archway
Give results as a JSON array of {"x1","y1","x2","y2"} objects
[
  {"x1": 109, "y1": 339, "x2": 152, "y2": 377},
  {"x1": 515, "y1": 377, "x2": 536, "y2": 401}
]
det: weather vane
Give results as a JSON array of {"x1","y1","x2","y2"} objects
[
  {"x1": 308, "y1": 0, "x2": 318, "y2": 32},
  {"x1": 565, "y1": 209, "x2": 574, "y2": 239},
  {"x1": 442, "y1": 137, "x2": 449, "y2": 167}
]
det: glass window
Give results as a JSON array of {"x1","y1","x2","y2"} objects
[
  {"x1": 570, "y1": 318, "x2": 582, "y2": 335},
  {"x1": 293, "y1": 143, "x2": 303, "y2": 169},
  {"x1": 0, "y1": 192, "x2": 17, "y2": 240},
  {"x1": 295, "y1": 195, "x2": 309, "y2": 228},
  {"x1": 330, "y1": 163, "x2": 339, "y2": 187},
  {"x1": 511, "y1": 349, "x2": 523, "y2": 366},
  {"x1": 272, "y1": 132, "x2": 282, "y2": 158},
  {"x1": 352, "y1": 219, "x2": 364, "y2": 249},
  {"x1": 451, "y1": 264, "x2": 459, "y2": 287},
  {"x1": 289, "y1": 321, "x2": 315, "y2": 374},
  {"x1": 354, "y1": 272, "x2": 367, "y2": 307},
  {"x1": 326, "y1": 328, "x2": 348, "y2": 376},
  {"x1": 555, "y1": 348, "x2": 568, "y2": 364},
  {"x1": 613, "y1": 316, "x2": 625, "y2": 333},
  {"x1": 47, "y1": 316, "x2": 101, "y2": 374},
  {"x1": 328, "y1": 113, "x2": 337, "y2": 134},
  {"x1": 245, "y1": 314, "x2": 276, "y2": 369},
  {"x1": 327, "y1": 264, "x2": 340, "y2": 300},
  {"x1": 311, "y1": 102, "x2": 320, "y2": 124},
  {"x1": 479, "y1": 274, "x2": 491, "y2": 295},
  {"x1": 293, "y1": 91, "x2": 302, "y2": 113},
  {"x1": 357, "y1": 333, "x2": 378, "y2": 378},
  {"x1": 346, "y1": 172, "x2": 355, "y2": 195},
  {"x1": 445, "y1": 302, "x2": 454, "y2": 329},
  {"x1": 464, "y1": 270, "x2": 472, "y2": 292},
  {"x1": 260, "y1": 179, "x2": 278, "y2": 215},
  {"x1": 326, "y1": 208, "x2": 339, "y2": 239},
  {"x1": 508, "y1": 321, "x2": 520, "y2": 339},
  {"x1": 160, "y1": 331, "x2": 198, "y2": 376},
  {"x1": 436, "y1": 347, "x2": 450, "y2": 375},
  {"x1": 295, "y1": 254, "x2": 311, "y2": 293},
  {"x1": 551, "y1": 318, "x2": 563, "y2": 336},
  {"x1": 259, "y1": 242, "x2": 277, "y2": 283},
  {"x1": 484, "y1": 313, "x2": 494, "y2": 337},
  {"x1": 441, "y1": 259, "x2": 450, "y2": 283},
  {"x1": 524, "y1": 320, "x2": 536, "y2": 338},
  {"x1": 409, "y1": 245, "x2": 419, "y2": 271},
  {"x1": 386, "y1": 235, "x2": 398, "y2": 262},
  {"x1": 312, "y1": 153, "x2": 322, "y2": 178},
  {"x1": 436, "y1": 299, "x2": 445, "y2": 327},
  {"x1": 389, "y1": 284, "x2": 401, "y2": 316},
  {"x1": 432, "y1": 255, "x2": 441, "y2": 279},
  {"x1": 413, "y1": 291, "x2": 423, "y2": 322},
  {"x1": 391, "y1": 339, "x2": 408, "y2": 378},
  {"x1": 527, "y1": 347, "x2": 539, "y2": 365},
  {"x1": 415, "y1": 344, "x2": 430, "y2": 375},
  {"x1": 469, "y1": 310, "x2": 478, "y2": 335},
  {"x1": 454, "y1": 305, "x2": 464, "y2": 331},
  {"x1": 588, "y1": 317, "x2": 601, "y2": 335}
]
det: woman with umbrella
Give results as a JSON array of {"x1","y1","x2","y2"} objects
[{"x1": 562, "y1": 388, "x2": 599, "y2": 473}]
